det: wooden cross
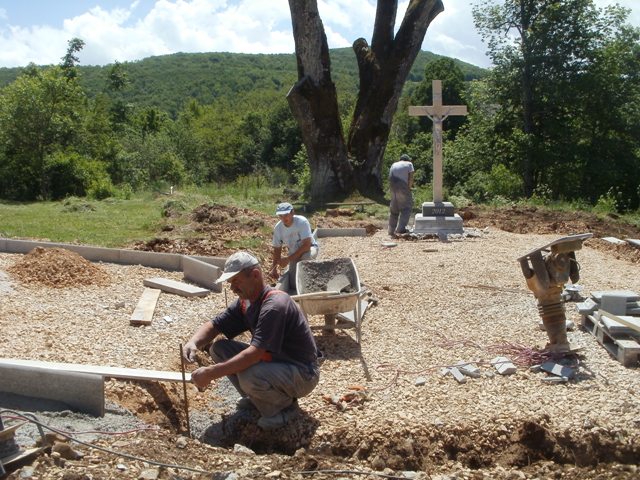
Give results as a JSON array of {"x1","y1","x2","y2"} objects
[{"x1": 408, "y1": 80, "x2": 468, "y2": 203}]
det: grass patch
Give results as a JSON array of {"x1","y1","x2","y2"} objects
[{"x1": 0, "y1": 194, "x2": 165, "y2": 247}]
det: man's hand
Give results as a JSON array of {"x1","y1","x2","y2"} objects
[
  {"x1": 268, "y1": 264, "x2": 279, "y2": 280},
  {"x1": 277, "y1": 257, "x2": 289, "y2": 268},
  {"x1": 183, "y1": 341, "x2": 199, "y2": 363},
  {"x1": 191, "y1": 365, "x2": 217, "y2": 390}
]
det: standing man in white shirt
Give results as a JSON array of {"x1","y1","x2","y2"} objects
[
  {"x1": 269, "y1": 202, "x2": 319, "y2": 294},
  {"x1": 388, "y1": 153, "x2": 415, "y2": 236}
]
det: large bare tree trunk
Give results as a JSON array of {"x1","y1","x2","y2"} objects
[
  {"x1": 349, "y1": 0, "x2": 443, "y2": 195},
  {"x1": 287, "y1": 0, "x2": 353, "y2": 203},
  {"x1": 287, "y1": 0, "x2": 443, "y2": 202}
]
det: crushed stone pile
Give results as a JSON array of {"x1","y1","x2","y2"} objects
[{"x1": 7, "y1": 247, "x2": 111, "y2": 288}]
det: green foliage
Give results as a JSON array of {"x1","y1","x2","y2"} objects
[
  {"x1": 471, "y1": 0, "x2": 640, "y2": 208},
  {"x1": 60, "y1": 37, "x2": 85, "y2": 80},
  {"x1": 291, "y1": 149, "x2": 311, "y2": 198},
  {"x1": 486, "y1": 164, "x2": 523, "y2": 199},
  {"x1": 0, "y1": 66, "x2": 89, "y2": 200},
  {"x1": 593, "y1": 188, "x2": 622, "y2": 215},
  {"x1": 43, "y1": 151, "x2": 114, "y2": 200}
]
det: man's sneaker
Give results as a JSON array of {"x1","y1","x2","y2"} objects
[
  {"x1": 235, "y1": 397, "x2": 257, "y2": 411},
  {"x1": 257, "y1": 401, "x2": 299, "y2": 430}
]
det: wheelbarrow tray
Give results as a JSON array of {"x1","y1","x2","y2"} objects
[
  {"x1": 293, "y1": 258, "x2": 364, "y2": 342},
  {"x1": 292, "y1": 291, "x2": 360, "y2": 316}
]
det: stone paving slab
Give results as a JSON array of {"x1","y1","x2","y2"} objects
[{"x1": 143, "y1": 277, "x2": 210, "y2": 297}]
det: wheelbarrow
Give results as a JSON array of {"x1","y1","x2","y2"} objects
[{"x1": 292, "y1": 257, "x2": 365, "y2": 343}]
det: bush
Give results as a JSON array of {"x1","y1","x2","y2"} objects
[
  {"x1": 43, "y1": 151, "x2": 114, "y2": 200},
  {"x1": 593, "y1": 188, "x2": 619, "y2": 215},
  {"x1": 487, "y1": 164, "x2": 523, "y2": 199}
]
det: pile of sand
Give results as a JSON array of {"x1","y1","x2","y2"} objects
[{"x1": 7, "y1": 247, "x2": 111, "y2": 288}]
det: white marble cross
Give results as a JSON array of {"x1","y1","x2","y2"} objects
[{"x1": 408, "y1": 80, "x2": 468, "y2": 203}]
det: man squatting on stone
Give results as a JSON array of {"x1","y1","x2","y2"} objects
[
  {"x1": 183, "y1": 251, "x2": 320, "y2": 430},
  {"x1": 269, "y1": 202, "x2": 319, "y2": 294},
  {"x1": 388, "y1": 153, "x2": 414, "y2": 236}
]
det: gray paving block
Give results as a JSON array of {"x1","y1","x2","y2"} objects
[
  {"x1": 591, "y1": 290, "x2": 640, "y2": 302},
  {"x1": 315, "y1": 228, "x2": 367, "y2": 238},
  {"x1": 182, "y1": 256, "x2": 221, "y2": 292},
  {"x1": 449, "y1": 367, "x2": 467, "y2": 384},
  {"x1": 626, "y1": 239, "x2": 640, "y2": 248},
  {"x1": 540, "y1": 361, "x2": 575, "y2": 379},
  {"x1": 0, "y1": 363, "x2": 104, "y2": 416},
  {"x1": 576, "y1": 298, "x2": 598, "y2": 315},
  {"x1": 602, "y1": 237, "x2": 626, "y2": 245},
  {"x1": 455, "y1": 361, "x2": 481, "y2": 378},
  {"x1": 186, "y1": 255, "x2": 226, "y2": 269},
  {"x1": 120, "y1": 250, "x2": 182, "y2": 270},
  {"x1": 70, "y1": 245, "x2": 122, "y2": 263},
  {"x1": 143, "y1": 277, "x2": 210, "y2": 297},
  {"x1": 491, "y1": 356, "x2": 517, "y2": 375},
  {"x1": 600, "y1": 314, "x2": 637, "y2": 335},
  {"x1": 600, "y1": 293, "x2": 629, "y2": 316}
]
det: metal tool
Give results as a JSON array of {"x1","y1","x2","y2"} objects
[
  {"x1": 179, "y1": 344, "x2": 192, "y2": 439},
  {"x1": 518, "y1": 233, "x2": 592, "y2": 352}
]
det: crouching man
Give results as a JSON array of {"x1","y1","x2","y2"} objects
[{"x1": 183, "y1": 251, "x2": 320, "y2": 430}]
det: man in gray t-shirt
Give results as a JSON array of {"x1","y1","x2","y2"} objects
[
  {"x1": 184, "y1": 251, "x2": 320, "y2": 430},
  {"x1": 269, "y1": 202, "x2": 319, "y2": 294},
  {"x1": 388, "y1": 153, "x2": 415, "y2": 236}
]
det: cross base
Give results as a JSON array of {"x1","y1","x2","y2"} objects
[{"x1": 413, "y1": 202, "x2": 464, "y2": 235}]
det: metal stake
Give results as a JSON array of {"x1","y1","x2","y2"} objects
[{"x1": 179, "y1": 344, "x2": 192, "y2": 439}]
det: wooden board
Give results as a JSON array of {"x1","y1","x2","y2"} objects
[
  {"x1": 0, "y1": 358, "x2": 190, "y2": 382},
  {"x1": 130, "y1": 287, "x2": 161, "y2": 325},
  {"x1": 143, "y1": 277, "x2": 210, "y2": 297},
  {"x1": 600, "y1": 310, "x2": 640, "y2": 335}
]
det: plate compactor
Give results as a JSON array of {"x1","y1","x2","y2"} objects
[{"x1": 518, "y1": 233, "x2": 592, "y2": 353}]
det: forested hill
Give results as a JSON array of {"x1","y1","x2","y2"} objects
[{"x1": 0, "y1": 48, "x2": 486, "y2": 116}]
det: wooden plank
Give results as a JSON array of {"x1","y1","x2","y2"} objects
[
  {"x1": 0, "y1": 358, "x2": 190, "y2": 382},
  {"x1": 600, "y1": 310, "x2": 640, "y2": 335},
  {"x1": 130, "y1": 287, "x2": 161, "y2": 325},
  {"x1": 143, "y1": 277, "x2": 210, "y2": 297}
]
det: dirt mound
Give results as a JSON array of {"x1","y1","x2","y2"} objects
[
  {"x1": 132, "y1": 203, "x2": 381, "y2": 258},
  {"x1": 7, "y1": 247, "x2": 111, "y2": 288},
  {"x1": 462, "y1": 205, "x2": 640, "y2": 239}
]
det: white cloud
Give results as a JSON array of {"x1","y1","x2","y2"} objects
[{"x1": 0, "y1": 0, "x2": 636, "y2": 69}]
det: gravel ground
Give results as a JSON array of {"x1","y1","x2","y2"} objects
[{"x1": 1, "y1": 226, "x2": 640, "y2": 479}]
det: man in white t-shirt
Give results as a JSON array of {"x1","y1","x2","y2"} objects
[
  {"x1": 269, "y1": 202, "x2": 319, "y2": 294},
  {"x1": 388, "y1": 153, "x2": 415, "y2": 236}
]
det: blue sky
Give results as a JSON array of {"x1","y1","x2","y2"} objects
[{"x1": 0, "y1": 0, "x2": 637, "y2": 69}]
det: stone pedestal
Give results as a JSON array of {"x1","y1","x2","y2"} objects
[{"x1": 413, "y1": 201, "x2": 463, "y2": 235}]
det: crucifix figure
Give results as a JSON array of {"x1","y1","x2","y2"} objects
[{"x1": 408, "y1": 80, "x2": 468, "y2": 203}]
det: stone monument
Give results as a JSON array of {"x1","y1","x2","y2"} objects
[{"x1": 408, "y1": 80, "x2": 467, "y2": 235}]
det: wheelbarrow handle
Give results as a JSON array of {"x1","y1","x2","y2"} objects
[{"x1": 290, "y1": 291, "x2": 341, "y2": 300}]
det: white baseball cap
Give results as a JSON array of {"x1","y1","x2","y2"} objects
[
  {"x1": 276, "y1": 202, "x2": 294, "y2": 215},
  {"x1": 215, "y1": 251, "x2": 260, "y2": 283}
]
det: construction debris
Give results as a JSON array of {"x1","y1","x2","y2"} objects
[{"x1": 491, "y1": 356, "x2": 517, "y2": 375}]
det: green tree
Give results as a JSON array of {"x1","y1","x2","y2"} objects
[
  {"x1": 409, "y1": 58, "x2": 467, "y2": 141},
  {"x1": 472, "y1": 0, "x2": 640, "y2": 206},
  {"x1": 0, "y1": 67, "x2": 87, "y2": 199},
  {"x1": 61, "y1": 37, "x2": 86, "y2": 80}
]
